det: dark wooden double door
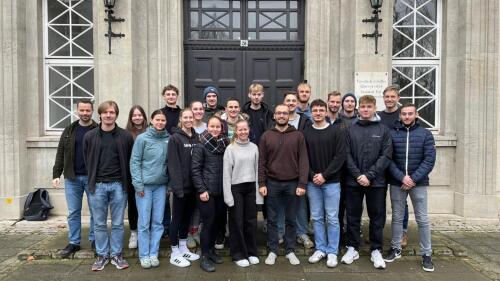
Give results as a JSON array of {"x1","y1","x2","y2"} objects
[{"x1": 184, "y1": 0, "x2": 304, "y2": 108}]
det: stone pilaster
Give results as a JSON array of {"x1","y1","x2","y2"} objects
[
  {"x1": 95, "y1": 0, "x2": 133, "y2": 126},
  {"x1": 454, "y1": 0, "x2": 499, "y2": 219},
  {"x1": 0, "y1": 0, "x2": 29, "y2": 219}
]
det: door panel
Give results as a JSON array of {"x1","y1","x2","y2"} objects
[{"x1": 185, "y1": 50, "x2": 243, "y2": 105}]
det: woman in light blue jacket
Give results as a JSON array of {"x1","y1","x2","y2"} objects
[{"x1": 130, "y1": 109, "x2": 169, "y2": 269}]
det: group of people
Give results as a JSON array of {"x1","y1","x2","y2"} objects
[{"x1": 52, "y1": 82, "x2": 436, "y2": 273}]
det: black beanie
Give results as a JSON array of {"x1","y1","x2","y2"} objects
[{"x1": 342, "y1": 93, "x2": 357, "y2": 108}]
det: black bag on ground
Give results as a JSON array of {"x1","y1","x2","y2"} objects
[{"x1": 23, "y1": 188, "x2": 53, "y2": 221}]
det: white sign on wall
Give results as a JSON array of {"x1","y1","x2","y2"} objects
[{"x1": 354, "y1": 72, "x2": 389, "y2": 110}]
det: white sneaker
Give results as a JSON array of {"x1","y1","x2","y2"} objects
[
  {"x1": 341, "y1": 247, "x2": 359, "y2": 264},
  {"x1": 128, "y1": 231, "x2": 138, "y2": 249},
  {"x1": 265, "y1": 252, "x2": 277, "y2": 265},
  {"x1": 170, "y1": 254, "x2": 190, "y2": 267},
  {"x1": 149, "y1": 256, "x2": 160, "y2": 267},
  {"x1": 235, "y1": 259, "x2": 250, "y2": 267},
  {"x1": 371, "y1": 249, "x2": 386, "y2": 269},
  {"x1": 140, "y1": 257, "x2": 151, "y2": 269},
  {"x1": 248, "y1": 256, "x2": 260, "y2": 265},
  {"x1": 286, "y1": 252, "x2": 300, "y2": 265},
  {"x1": 308, "y1": 250, "x2": 326, "y2": 264},
  {"x1": 181, "y1": 251, "x2": 200, "y2": 261},
  {"x1": 326, "y1": 254, "x2": 338, "y2": 268}
]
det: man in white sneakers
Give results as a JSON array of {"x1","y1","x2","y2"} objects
[
  {"x1": 340, "y1": 95, "x2": 392, "y2": 269},
  {"x1": 303, "y1": 99, "x2": 346, "y2": 267}
]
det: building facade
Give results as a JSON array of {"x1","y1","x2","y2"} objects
[{"x1": 0, "y1": 0, "x2": 498, "y2": 223}]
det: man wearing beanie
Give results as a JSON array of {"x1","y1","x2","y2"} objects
[
  {"x1": 203, "y1": 86, "x2": 225, "y2": 120},
  {"x1": 339, "y1": 93, "x2": 358, "y2": 124}
]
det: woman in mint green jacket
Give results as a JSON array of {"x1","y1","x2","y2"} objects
[{"x1": 130, "y1": 109, "x2": 169, "y2": 269}]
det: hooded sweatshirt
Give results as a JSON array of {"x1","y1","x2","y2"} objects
[
  {"x1": 258, "y1": 125, "x2": 309, "y2": 189},
  {"x1": 130, "y1": 126, "x2": 170, "y2": 192},
  {"x1": 167, "y1": 127, "x2": 200, "y2": 197}
]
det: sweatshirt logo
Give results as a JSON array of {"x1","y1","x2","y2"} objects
[
  {"x1": 184, "y1": 143, "x2": 194, "y2": 148},
  {"x1": 372, "y1": 135, "x2": 381, "y2": 138}
]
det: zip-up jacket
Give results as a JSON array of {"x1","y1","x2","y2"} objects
[
  {"x1": 258, "y1": 126, "x2": 309, "y2": 189},
  {"x1": 191, "y1": 143, "x2": 225, "y2": 196},
  {"x1": 168, "y1": 127, "x2": 199, "y2": 197},
  {"x1": 83, "y1": 125, "x2": 134, "y2": 193},
  {"x1": 53, "y1": 120, "x2": 98, "y2": 180},
  {"x1": 345, "y1": 115, "x2": 392, "y2": 187},
  {"x1": 388, "y1": 120, "x2": 436, "y2": 186},
  {"x1": 130, "y1": 126, "x2": 170, "y2": 193},
  {"x1": 242, "y1": 101, "x2": 274, "y2": 130}
]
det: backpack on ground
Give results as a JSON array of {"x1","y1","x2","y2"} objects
[{"x1": 23, "y1": 188, "x2": 53, "y2": 221}]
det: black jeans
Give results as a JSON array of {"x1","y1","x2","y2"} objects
[
  {"x1": 266, "y1": 179, "x2": 299, "y2": 254},
  {"x1": 198, "y1": 194, "x2": 226, "y2": 255},
  {"x1": 127, "y1": 186, "x2": 138, "y2": 231},
  {"x1": 345, "y1": 185, "x2": 387, "y2": 251},
  {"x1": 169, "y1": 193, "x2": 195, "y2": 246},
  {"x1": 228, "y1": 182, "x2": 258, "y2": 261}
]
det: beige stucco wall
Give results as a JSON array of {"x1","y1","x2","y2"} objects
[{"x1": 0, "y1": 0, "x2": 498, "y2": 222}]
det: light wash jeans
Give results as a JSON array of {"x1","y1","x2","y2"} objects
[
  {"x1": 88, "y1": 182, "x2": 127, "y2": 257},
  {"x1": 390, "y1": 185, "x2": 432, "y2": 256},
  {"x1": 307, "y1": 182, "x2": 341, "y2": 254},
  {"x1": 135, "y1": 184, "x2": 166, "y2": 259},
  {"x1": 64, "y1": 175, "x2": 94, "y2": 245}
]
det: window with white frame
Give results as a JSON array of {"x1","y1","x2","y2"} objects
[
  {"x1": 392, "y1": 0, "x2": 440, "y2": 129},
  {"x1": 44, "y1": 0, "x2": 94, "y2": 131}
]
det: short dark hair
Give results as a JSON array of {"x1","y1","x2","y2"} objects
[
  {"x1": 162, "y1": 84, "x2": 179, "y2": 96},
  {"x1": 400, "y1": 103, "x2": 417, "y2": 111},
  {"x1": 226, "y1": 97, "x2": 240, "y2": 106},
  {"x1": 76, "y1": 99, "x2": 93, "y2": 110},
  {"x1": 310, "y1": 99, "x2": 327, "y2": 109}
]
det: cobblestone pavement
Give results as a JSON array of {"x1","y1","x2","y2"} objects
[{"x1": 0, "y1": 217, "x2": 499, "y2": 280}]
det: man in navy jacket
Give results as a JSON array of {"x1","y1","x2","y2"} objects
[{"x1": 383, "y1": 103, "x2": 436, "y2": 272}]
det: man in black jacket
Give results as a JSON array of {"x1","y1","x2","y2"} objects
[
  {"x1": 84, "y1": 100, "x2": 134, "y2": 272},
  {"x1": 53, "y1": 99, "x2": 98, "y2": 258},
  {"x1": 242, "y1": 83, "x2": 274, "y2": 145},
  {"x1": 340, "y1": 95, "x2": 392, "y2": 270}
]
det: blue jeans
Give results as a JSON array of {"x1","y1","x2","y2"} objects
[
  {"x1": 162, "y1": 193, "x2": 171, "y2": 235},
  {"x1": 296, "y1": 195, "x2": 309, "y2": 236},
  {"x1": 64, "y1": 175, "x2": 94, "y2": 245},
  {"x1": 390, "y1": 185, "x2": 432, "y2": 256},
  {"x1": 135, "y1": 185, "x2": 166, "y2": 259},
  {"x1": 266, "y1": 179, "x2": 299, "y2": 254},
  {"x1": 307, "y1": 182, "x2": 341, "y2": 254},
  {"x1": 88, "y1": 182, "x2": 127, "y2": 257}
]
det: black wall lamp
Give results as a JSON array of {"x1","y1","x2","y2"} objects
[
  {"x1": 103, "y1": 0, "x2": 125, "y2": 54},
  {"x1": 362, "y1": 0, "x2": 383, "y2": 54}
]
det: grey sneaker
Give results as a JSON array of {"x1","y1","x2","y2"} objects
[
  {"x1": 111, "y1": 255, "x2": 129, "y2": 270},
  {"x1": 91, "y1": 256, "x2": 109, "y2": 271},
  {"x1": 383, "y1": 247, "x2": 402, "y2": 262},
  {"x1": 297, "y1": 234, "x2": 314, "y2": 249}
]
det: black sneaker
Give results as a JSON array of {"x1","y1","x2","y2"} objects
[
  {"x1": 91, "y1": 256, "x2": 109, "y2": 271},
  {"x1": 111, "y1": 254, "x2": 129, "y2": 270},
  {"x1": 200, "y1": 254, "x2": 215, "y2": 272},
  {"x1": 209, "y1": 249, "x2": 223, "y2": 264},
  {"x1": 383, "y1": 247, "x2": 402, "y2": 262},
  {"x1": 60, "y1": 243, "x2": 81, "y2": 258},
  {"x1": 422, "y1": 255, "x2": 434, "y2": 272}
]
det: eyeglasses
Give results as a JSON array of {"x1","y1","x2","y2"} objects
[{"x1": 275, "y1": 111, "x2": 289, "y2": 116}]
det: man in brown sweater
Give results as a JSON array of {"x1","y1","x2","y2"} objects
[{"x1": 258, "y1": 104, "x2": 309, "y2": 266}]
